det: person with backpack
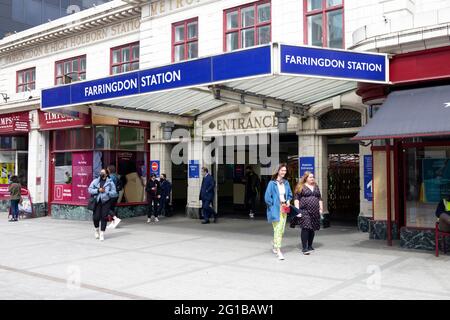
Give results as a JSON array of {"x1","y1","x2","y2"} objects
[
  {"x1": 106, "y1": 165, "x2": 122, "y2": 229},
  {"x1": 8, "y1": 176, "x2": 21, "y2": 222}
]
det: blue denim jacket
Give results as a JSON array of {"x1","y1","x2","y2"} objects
[
  {"x1": 264, "y1": 179, "x2": 293, "y2": 223},
  {"x1": 88, "y1": 177, "x2": 117, "y2": 204}
]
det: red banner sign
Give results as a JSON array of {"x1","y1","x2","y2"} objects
[
  {"x1": 72, "y1": 153, "x2": 93, "y2": 204},
  {"x1": 39, "y1": 111, "x2": 91, "y2": 130},
  {"x1": 0, "y1": 112, "x2": 30, "y2": 134}
]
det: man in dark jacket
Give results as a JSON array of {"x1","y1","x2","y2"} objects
[
  {"x1": 158, "y1": 173, "x2": 172, "y2": 217},
  {"x1": 145, "y1": 174, "x2": 161, "y2": 223},
  {"x1": 199, "y1": 167, "x2": 217, "y2": 224},
  {"x1": 243, "y1": 165, "x2": 260, "y2": 219}
]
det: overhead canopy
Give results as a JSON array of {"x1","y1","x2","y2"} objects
[{"x1": 354, "y1": 85, "x2": 450, "y2": 140}]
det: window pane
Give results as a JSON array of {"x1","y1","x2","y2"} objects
[
  {"x1": 307, "y1": 14, "x2": 323, "y2": 47},
  {"x1": 119, "y1": 127, "x2": 145, "y2": 151},
  {"x1": 188, "y1": 42, "x2": 198, "y2": 59},
  {"x1": 71, "y1": 73, "x2": 79, "y2": 81},
  {"x1": 18, "y1": 72, "x2": 24, "y2": 84},
  {"x1": 112, "y1": 49, "x2": 120, "y2": 64},
  {"x1": 56, "y1": 63, "x2": 63, "y2": 76},
  {"x1": 174, "y1": 44, "x2": 185, "y2": 62},
  {"x1": 307, "y1": 0, "x2": 322, "y2": 11},
  {"x1": 112, "y1": 66, "x2": 121, "y2": 75},
  {"x1": 258, "y1": 26, "x2": 270, "y2": 45},
  {"x1": 64, "y1": 61, "x2": 71, "y2": 74},
  {"x1": 123, "y1": 63, "x2": 131, "y2": 72},
  {"x1": 54, "y1": 153, "x2": 72, "y2": 185},
  {"x1": 132, "y1": 45, "x2": 139, "y2": 60},
  {"x1": 327, "y1": 9, "x2": 343, "y2": 48},
  {"x1": 71, "y1": 128, "x2": 92, "y2": 150},
  {"x1": 95, "y1": 126, "x2": 116, "y2": 149},
  {"x1": 227, "y1": 11, "x2": 238, "y2": 29},
  {"x1": 80, "y1": 57, "x2": 86, "y2": 71},
  {"x1": 80, "y1": 73, "x2": 86, "y2": 80},
  {"x1": 72, "y1": 59, "x2": 78, "y2": 72},
  {"x1": 187, "y1": 21, "x2": 198, "y2": 39},
  {"x1": 56, "y1": 78, "x2": 63, "y2": 85},
  {"x1": 241, "y1": 28, "x2": 255, "y2": 48},
  {"x1": 29, "y1": 83, "x2": 35, "y2": 90},
  {"x1": 31, "y1": 69, "x2": 36, "y2": 81},
  {"x1": 122, "y1": 47, "x2": 130, "y2": 62},
  {"x1": 327, "y1": 0, "x2": 342, "y2": 7},
  {"x1": 131, "y1": 62, "x2": 139, "y2": 70},
  {"x1": 258, "y1": 3, "x2": 271, "y2": 23},
  {"x1": 17, "y1": 85, "x2": 24, "y2": 93},
  {"x1": 241, "y1": 6, "x2": 255, "y2": 27},
  {"x1": 226, "y1": 32, "x2": 239, "y2": 51},
  {"x1": 175, "y1": 25, "x2": 185, "y2": 42},
  {"x1": 25, "y1": 72, "x2": 31, "y2": 84}
]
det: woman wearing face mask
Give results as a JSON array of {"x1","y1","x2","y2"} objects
[{"x1": 88, "y1": 168, "x2": 118, "y2": 241}]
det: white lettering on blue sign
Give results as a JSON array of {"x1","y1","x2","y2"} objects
[
  {"x1": 84, "y1": 78, "x2": 138, "y2": 97},
  {"x1": 141, "y1": 70, "x2": 181, "y2": 87},
  {"x1": 284, "y1": 55, "x2": 382, "y2": 73}
]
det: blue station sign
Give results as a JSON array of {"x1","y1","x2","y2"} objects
[
  {"x1": 280, "y1": 44, "x2": 388, "y2": 83},
  {"x1": 41, "y1": 45, "x2": 272, "y2": 110}
]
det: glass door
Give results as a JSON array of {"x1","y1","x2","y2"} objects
[{"x1": 16, "y1": 151, "x2": 28, "y2": 187}]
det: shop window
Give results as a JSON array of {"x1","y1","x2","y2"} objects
[
  {"x1": 54, "y1": 128, "x2": 92, "y2": 151},
  {"x1": 0, "y1": 136, "x2": 28, "y2": 151},
  {"x1": 405, "y1": 146, "x2": 450, "y2": 229},
  {"x1": 95, "y1": 126, "x2": 117, "y2": 149},
  {"x1": 224, "y1": 0, "x2": 271, "y2": 52},
  {"x1": 319, "y1": 109, "x2": 361, "y2": 129},
  {"x1": 304, "y1": 0, "x2": 344, "y2": 48},
  {"x1": 17, "y1": 68, "x2": 36, "y2": 93},
  {"x1": 172, "y1": 18, "x2": 198, "y2": 62},
  {"x1": 54, "y1": 153, "x2": 72, "y2": 185},
  {"x1": 119, "y1": 127, "x2": 145, "y2": 151},
  {"x1": 111, "y1": 42, "x2": 139, "y2": 75},
  {"x1": 55, "y1": 55, "x2": 86, "y2": 85}
]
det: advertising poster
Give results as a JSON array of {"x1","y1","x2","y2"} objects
[
  {"x1": 72, "y1": 153, "x2": 93, "y2": 204},
  {"x1": 53, "y1": 184, "x2": 72, "y2": 202},
  {"x1": 422, "y1": 159, "x2": 450, "y2": 203}
]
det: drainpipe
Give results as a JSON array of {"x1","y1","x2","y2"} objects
[{"x1": 386, "y1": 139, "x2": 392, "y2": 246}]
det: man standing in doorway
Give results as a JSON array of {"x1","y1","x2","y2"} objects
[
  {"x1": 244, "y1": 165, "x2": 260, "y2": 219},
  {"x1": 145, "y1": 173, "x2": 161, "y2": 223},
  {"x1": 158, "y1": 173, "x2": 172, "y2": 217},
  {"x1": 199, "y1": 167, "x2": 217, "y2": 224}
]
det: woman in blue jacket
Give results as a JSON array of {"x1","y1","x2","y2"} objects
[
  {"x1": 264, "y1": 163, "x2": 293, "y2": 260},
  {"x1": 88, "y1": 168, "x2": 118, "y2": 241}
]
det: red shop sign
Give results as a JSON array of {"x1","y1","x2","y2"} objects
[
  {"x1": 39, "y1": 111, "x2": 91, "y2": 130},
  {"x1": 0, "y1": 112, "x2": 30, "y2": 134}
]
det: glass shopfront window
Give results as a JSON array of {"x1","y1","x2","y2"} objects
[
  {"x1": 0, "y1": 136, "x2": 29, "y2": 187},
  {"x1": 405, "y1": 145, "x2": 450, "y2": 228}
]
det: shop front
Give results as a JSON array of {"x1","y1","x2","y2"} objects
[
  {"x1": 0, "y1": 111, "x2": 30, "y2": 212},
  {"x1": 43, "y1": 110, "x2": 150, "y2": 220}
]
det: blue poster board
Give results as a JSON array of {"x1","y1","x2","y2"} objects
[
  {"x1": 189, "y1": 160, "x2": 200, "y2": 179},
  {"x1": 299, "y1": 157, "x2": 315, "y2": 177},
  {"x1": 364, "y1": 155, "x2": 373, "y2": 201},
  {"x1": 422, "y1": 159, "x2": 450, "y2": 203},
  {"x1": 150, "y1": 160, "x2": 160, "y2": 177}
]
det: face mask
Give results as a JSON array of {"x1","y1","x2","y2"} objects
[{"x1": 100, "y1": 173, "x2": 106, "y2": 178}]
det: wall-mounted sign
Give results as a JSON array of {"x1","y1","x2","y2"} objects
[
  {"x1": 364, "y1": 155, "x2": 373, "y2": 201},
  {"x1": 299, "y1": 157, "x2": 315, "y2": 177},
  {"x1": 0, "y1": 112, "x2": 30, "y2": 134},
  {"x1": 39, "y1": 111, "x2": 90, "y2": 130},
  {"x1": 188, "y1": 160, "x2": 200, "y2": 178},
  {"x1": 150, "y1": 160, "x2": 160, "y2": 177},
  {"x1": 208, "y1": 115, "x2": 277, "y2": 132},
  {"x1": 280, "y1": 44, "x2": 388, "y2": 83}
]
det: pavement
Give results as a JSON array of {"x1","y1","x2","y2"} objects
[{"x1": 1, "y1": 213, "x2": 450, "y2": 300}]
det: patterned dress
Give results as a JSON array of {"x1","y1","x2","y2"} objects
[{"x1": 291, "y1": 185, "x2": 322, "y2": 231}]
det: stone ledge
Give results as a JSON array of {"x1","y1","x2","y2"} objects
[{"x1": 369, "y1": 220, "x2": 399, "y2": 240}]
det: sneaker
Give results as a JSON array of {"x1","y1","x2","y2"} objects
[
  {"x1": 302, "y1": 248, "x2": 310, "y2": 255},
  {"x1": 308, "y1": 246, "x2": 315, "y2": 252},
  {"x1": 154, "y1": 217, "x2": 159, "y2": 223},
  {"x1": 277, "y1": 250, "x2": 285, "y2": 260},
  {"x1": 99, "y1": 232, "x2": 104, "y2": 241},
  {"x1": 147, "y1": 218, "x2": 151, "y2": 223},
  {"x1": 95, "y1": 229, "x2": 100, "y2": 239},
  {"x1": 249, "y1": 213, "x2": 255, "y2": 219},
  {"x1": 112, "y1": 217, "x2": 121, "y2": 229},
  {"x1": 106, "y1": 222, "x2": 113, "y2": 230}
]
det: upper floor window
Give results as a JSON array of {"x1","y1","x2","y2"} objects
[
  {"x1": 172, "y1": 18, "x2": 198, "y2": 62},
  {"x1": 304, "y1": 0, "x2": 344, "y2": 48},
  {"x1": 224, "y1": 0, "x2": 271, "y2": 52},
  {"x1": 16, "y1": 68, "x2": 35, "y2": 93},
  {"x1": 111, "y1": 42, "x2": 139, "y2": 75},
  {"x1": 55, "y1": 55, "x2": 86, "y2": 85}
]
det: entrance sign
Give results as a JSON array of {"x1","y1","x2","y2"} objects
[
  {"x1": 299, "y1": 157, "x2": 315, "y2": 177},
  {"x1": 41, "y1": 45, "x2": 272, "y2": 109},
  {"x1": 364, "y1": 155, "x2": 373, "y2": 201},
  {"x1": 280, "y1": 44, "x2": 388, "y2": 83},
  {"x1": 150, "y1": 160, "x2": 160, "y2": 177},
  {"x1": 188, "y1": 160, "x2": 200, "y2": 179}
]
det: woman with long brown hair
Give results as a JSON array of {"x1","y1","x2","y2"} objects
[
  {"x1": 264, "y1": 163, "x2": 293, "y2": 260},
  {"x1": 292, "y1": 171, "x2": 323, "y2": 255}
]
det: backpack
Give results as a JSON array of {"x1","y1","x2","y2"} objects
[{"x1": 113, "y1": 175, "x2": 123, "y2": 192}]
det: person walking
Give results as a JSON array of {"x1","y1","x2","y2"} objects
[
  {"x1": 264, "y1": 163, "x2": 293, "y2": 260},
  {"x1": 199, "y1": 167, "x2": 217, "y2": 224},
  {"x1": 244, "y1": 165, "x2": 260, "y2": 219},
  {"x1": 8, "y1": 176, "x2": 21, "y2": 222},
  {"x1": 292, "y1": 171, "x2": 323, "y2": 255},
  {"x1": 158, "y1": 174, "x2": 172, "y2": 217},
  {"x1": 106, "y1": 165, "x2": 121, "y2": 229},
  {"x1": 88, "y1": 169, "x2": 117, "y2": 241},
  {"x1": 145, "y1": 173, "x2": 161, "y2": 223}
]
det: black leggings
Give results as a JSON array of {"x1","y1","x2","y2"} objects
[
  {"x1": 300, "y1": 228, "x2": 315, "y2": 250},
  {"x1": 93, "y1": 200, "x2": 111, "y2": 232}
]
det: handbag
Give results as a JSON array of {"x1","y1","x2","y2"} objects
[
  {"x1": 281, "y1": 203, "x2": 290, "y2": 214},
  {"x1": 87, "y1": 195, "x2": 97, "y2": 211}
]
